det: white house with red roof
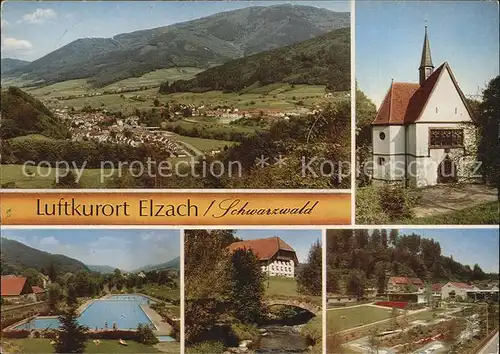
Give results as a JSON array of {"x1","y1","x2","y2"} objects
[
  {"x1": 387, "y1": 276, "x2": 425, "y2": 293},
  {"x1": 441, "y1": 281, "x2": 476, "y2": 300},
  {"x1": 371, "y1": 26, "x2": 476, "y2": 187},
  {"x1": 228, "y1": 236, "x2": 299, "y2": 278}
]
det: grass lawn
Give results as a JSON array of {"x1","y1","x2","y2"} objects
[
  {"x1": 265, "y1": 277, "x2": 299, "y2": 297},
  {"x1": 1, "y1": 338, "x2": 161, "y2": 353},
  {"x1": 405, "y1": 201, "x2": 499, "y2": 224},
  {"x1": 169, "y1": 135, "x2": 237, "y2": 152},
  {"x1": 0, "y1": 164, "x2": 113, "y2": 188},
  {"x1": 326, "y1": 306, "x2": 393, "y2": 332},
  {"x1": 141, "y1": 285, "x2": 180, "y2": 301}
]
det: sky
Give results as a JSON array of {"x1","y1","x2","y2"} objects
[
  {"x1": 234, "y1": 229, "x2": 322, "y2": 263},
  {"x1": 0, "y1": 1, "x2": 349, "y2": 61},
  {"x1": 356, "y1": 1, "x2": 499, "y2": 107},
  {"x1": 1, "y1": 229, "x2": 181, "y2": 271},
  {"x1": 401, "y1": 228, "x2": 499, "y2": 273}
]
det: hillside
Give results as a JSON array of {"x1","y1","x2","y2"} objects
[
  {"x1": 7, "y1": 5, "x2": 349, "y2": 87},
  {"x1": 1, "y1": 58, "x2": 30, "y2": 73},
  {"x1": 1, "y1": 238, "x2": 90, "y2": 275},
  {"x1": 87, "y1": 265, "x2": 117, "y2": 274},
  {"x1": 132, "y1": 257, "x2": 181, "y2": 272},
  {"x1": 0, "y1": 87, "x2": 70, "y2": 139},
  {"x1": 160, "y1": 27, "x2": 350, "y2": 94}
]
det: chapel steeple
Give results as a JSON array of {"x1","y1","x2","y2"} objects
[{"x1": 419, "y1": 25, "x2": 434, "y2": 85}]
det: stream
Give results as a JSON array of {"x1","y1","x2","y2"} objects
[
  {"x1": 255, "y1": 325, "x2": 310, "y2": 353},
  {"x1": 255, "y1": 309, "x2": 315, "y2": 353}
]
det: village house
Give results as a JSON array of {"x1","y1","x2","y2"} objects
[
  {"x1": 372, "y1": 26, "x2": 476, "y2": 187},
  {"x1": 441, "y1": 282, "x2": 475, "y2": 300},
  {"x1": 228, "y1": 236, "x2": 298, "y2": 278},
  {"x1": 387, "y1": 276, "x2": 425, "y2": 293},
  {"x1": 1, "y1": 276, "x2": 38, "y2": 303}
]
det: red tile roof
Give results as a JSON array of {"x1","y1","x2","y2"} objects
[
  {"x1": 448, "y1": 282, "x2": 474, "y2": 289},
  {"x1": 373, "y1": 82, "x2": 420, "y2": 125},
  {"x1": 389, "y1": 276, "x2": 424, "y2": 286},
  {"x1": 31, "y1": 286, "x2": 45, "y2": 294},
  {"x1": 1, "y1": 276, "x2": 30, "y2": 296},
  {"x1": 432, "y1": 283, "x2": 443, "y2": 292},
  {"x1": 372, "y1": 62, "x2": 472, "y2": 125},
  {"x1": 228, "y1": 236, "x2": 298, "y2": 264}
]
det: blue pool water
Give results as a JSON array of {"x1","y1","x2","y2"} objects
[
  {"x1": 157, "y1": 335, "x2": 175, "y2": 342},
  {"x1": 15, "y1": 295, "x2": 154, "y2": 330}
]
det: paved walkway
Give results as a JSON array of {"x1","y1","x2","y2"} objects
[
  {"x1": 141, "y1": 305, "x2": 172, "y2": 335},
  {"x1": 413, "y1": 184, "x2": 498, "y2": 217}
]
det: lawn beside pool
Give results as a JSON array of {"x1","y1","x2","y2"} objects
[
  {"x1": 1, "y1": 338, "x2": 161, "y2": 353},
  {"x1": 326, "y1": 305, "x2": 392, "y2": 332}
]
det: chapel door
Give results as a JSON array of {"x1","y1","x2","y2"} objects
[{"x1": 437, "y1": 155, "x2": 458, "y2": 183}]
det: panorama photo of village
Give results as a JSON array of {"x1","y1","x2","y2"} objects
[
  {"x1": 355, "y1": 1, "x2": 499, "y2": 224},
  {"x1": 0, "y1": 229, "x2": 181, "y2": 353},
  {"x1": 326, "y1": 228, "x2": 499, "y2": 354},
  {"x1": 1, "y1": 1, "x2": 351, "y2": 189},
  {"x1": 184, "y1": 229, "x2": 323, "y2": 354}
]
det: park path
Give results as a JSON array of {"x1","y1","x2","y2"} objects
[{"x1": 413, "y1": 184, "x2": 497, "y2": 218}]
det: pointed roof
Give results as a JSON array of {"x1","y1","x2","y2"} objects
[
  {"x1": 420, "y1": 25, "x2": 434, "y2": 69},
  {"x1": 228, "y1": 236, "x2": 298, "y2": 264},
  {"x1": 1, "y1": 276, "x2": 31, "y2": 296},
  {"x1": 372, "y1": 62, "x2": 474, "y2": 125}
]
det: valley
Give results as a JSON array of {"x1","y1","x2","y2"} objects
[{"x1": 1, "y1": 3, "x2": 351, "y2": 189}]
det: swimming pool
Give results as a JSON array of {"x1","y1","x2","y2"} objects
[{"x1": 15, "y1": 295, "x2": 154, "y2": 330}]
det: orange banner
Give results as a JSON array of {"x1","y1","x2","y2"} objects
[{"x1": 0, "y1": 192, "x2": 350, "y2": 225}]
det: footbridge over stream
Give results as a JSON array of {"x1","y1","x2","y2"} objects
[{"x1": 264, "y1": 298, "x2": 321, "y2": 315}]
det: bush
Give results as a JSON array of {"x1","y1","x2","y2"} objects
[
  {"x1": 186, "y1": 341, "x2": 226, "y2": 354},
  {"x1": 135, "y1": 324, "x2": 159, "y2": 345},
  {"x1": 356, "y1": 184, "x2": 417, "y2": 223},
  {"x1": 230, "y1": 323, "x2": 259, "y2": 342},
  {"x1": 378, "y1": 184, "x2": 416, "y2": 220}
]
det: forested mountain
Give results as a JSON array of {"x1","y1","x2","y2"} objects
[
  {"x1": 326, "y1": 229, "x2": 496, "y2": 296},
  {"x1": 132, "y1": 257, "x2": 181, "y2": 272},
  {"x1": 87, "y1": 265, "x2": 117, "y2": 274},
  {"x1": 1, "y1": 58, "x2": 30, "y2": 73},
  {"x1": 0, "y1": 86, "x2": 70, "y2": 139},
  {"x1": 1, "y1": 238, "x2": 90, "y2": 275},
  {"x1": 160, "y1": 27, "x2": 350, "y2": 94},
  {"x1": 5, "y1": 5, "x2": 348, "y2": 87}
]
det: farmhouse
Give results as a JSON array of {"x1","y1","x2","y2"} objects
[
  {"x1": 441, "y1": 282, "x2": 475, "y2": 300},
  {"x1": 387, "y1": 276, "x2": 424, "y2": 293},
  {"x1": 1, "y1": 276, "x2": 37, "y2": 303},
  {"x1": 228, "y1": 236, "x2": 298, "y2": 277},
  {"x1": 371, "y1": 26, "x2": 476, "y2": 187}
]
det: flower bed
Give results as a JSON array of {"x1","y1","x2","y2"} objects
[{"x1": 374, "y1": 301, "x2": 408, "y2": 309}]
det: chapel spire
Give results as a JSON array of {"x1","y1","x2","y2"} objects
[{"x1": 419, "y1": 25, "x2": 434, "y2": 85}]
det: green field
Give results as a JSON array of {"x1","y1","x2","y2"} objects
[
  {"x1": 1, "y1": 338, "x2": 164, "y2": 353},
  {"x1": 170, "y1": 135, "x2": 236, "y2": 152},
  {"x1": 0, "y1": 164, "x2": 113, "y2": 189},
  {"x1": 32, "y1": 82, "x2": 346, "y2": 115},
  {"x1": 265, "y1": 277, "x2": 299, "y2": 297},
  {"x1": 25, "y1": 68, "x2": 203, "y2": 98},
  {"x1": 326, "y1": 305, "x2": 393, "y2": 332}
]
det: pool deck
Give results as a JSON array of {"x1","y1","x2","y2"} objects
[{"x1": 141, "y1": 305, "x2": 172, "y2": 336}]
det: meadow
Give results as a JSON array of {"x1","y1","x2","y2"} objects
[{"x1": 31, "y1": 80, "x2": 345, "y2": 116}]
